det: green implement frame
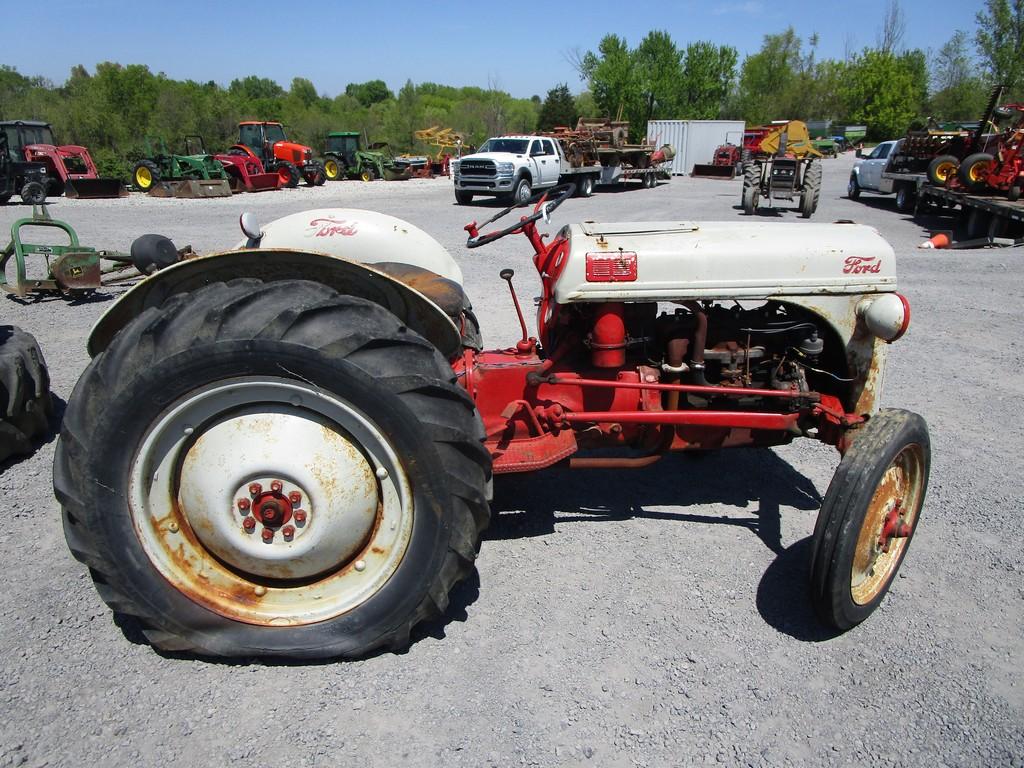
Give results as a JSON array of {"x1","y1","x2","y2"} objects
[
  {"x1": 0, "y1": 206, "x2": 138, "y2": 298},
  {"x1": 132, "y1": 136, "x2": 232, "y2": 198}
]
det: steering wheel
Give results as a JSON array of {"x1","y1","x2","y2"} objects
[{"x1": 465, "y1": 183, "x2": 576, "y2": 248}]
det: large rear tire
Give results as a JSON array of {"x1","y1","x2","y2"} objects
[
  {"x1": 54, "y1": 279, "x2": 490, "y2": 659},
  {"x1": 0, "y1": 326, "x2": 52, "y2": 463},
  {"x1": 323, "y1": 158, "x2": 342, "y2": 181},
  {"x1": 741, "y1": 163, "x2": 760, "y2": 215},
  {"x1": 799, "y1": 161, "x2": 821, "y2": 218},
  {"x1": 810, "y1": 409, "x2": 929, "y2": 630}
]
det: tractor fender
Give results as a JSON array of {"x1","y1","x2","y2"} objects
[{"x1": 87, "y1": 249, "x2": 461, "y2": 359}]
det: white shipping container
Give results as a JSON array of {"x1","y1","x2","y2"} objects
[{"x1": 646, "y1": 120, "x2": 746, "y2": 176}]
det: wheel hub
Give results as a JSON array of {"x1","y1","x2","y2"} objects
[{"x1": 177, "y1": 409, "x2": 380, "y2": 579}]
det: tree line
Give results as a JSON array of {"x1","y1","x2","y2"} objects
[{"x1": 0, "y1": 0, "x2": 1019, "y2": 179}]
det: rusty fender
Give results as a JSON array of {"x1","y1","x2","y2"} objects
[{"x1": 87, "y1": 248, "x2": 461, "y2": 359}]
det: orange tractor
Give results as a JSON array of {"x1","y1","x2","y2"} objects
[{"x1": 233, "y1": 122, "x2": 325, "y2": 188}]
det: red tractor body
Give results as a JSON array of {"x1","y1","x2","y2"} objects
[
  {"x1": 214, "y1": 150, "x2": 280, "y2": 193},
  {"x1": 236, "y1": 122, "x2": 325, "y2": 188}
]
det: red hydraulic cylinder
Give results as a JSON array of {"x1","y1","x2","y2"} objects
[{"x1": 591, "y1": 302, "x2": 626, "y2": 368}]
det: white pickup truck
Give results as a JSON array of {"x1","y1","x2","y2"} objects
[
  {"x1": 452, "y1": 134, "x2": 661, "y2": 205},
  {"x1": 848, "y1": 139, "x2": 924, "y2": 212}
]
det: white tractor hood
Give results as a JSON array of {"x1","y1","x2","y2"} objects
[{"x1": 554, "y1": 221, "x2": 896, "y2": 303}]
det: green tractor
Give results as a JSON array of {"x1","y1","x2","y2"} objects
[
  {"x1": 322, "y1": 132, "x2": 408, "y2": 181},
  {"x1": 131, "y1": 136, "x2": 232, "y2": 198}
]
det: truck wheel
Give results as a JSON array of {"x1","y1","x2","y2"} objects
[
  {"x1": 0, "y1": 326, "x2": 52, "y2": 464},
  {"x1": 576, "y1": 175, "x2": 594, "y2": 198},
  {"x1": 957, "y1": 153, "x2": 994, "y2": 192},
  {"x1": 54, "y1": 279, "x2": 491, "y2": 659},
  {"x1": 273, "y1": 161, "x2": 300, "y2": 188},
  {"x1": 847, "y1": 174, "x2": 861, "y2": 200},
  {"x1": 895, "y1": 185, "x2": 914, "y2": 212},
  {"x1": 19, "y1": 181, "x2": 46, "y2": 206},
  {"x1": 927, "y1": 155, "x2": 959, "y2": 186},
  {"x1": 454, "y1": 190, "x2": 474, "y2": 205},
  {"x1": 642, "y1": 172, "x2": 656, "y2": 189},
  {"x1": 133, "y1": 160, "x2": 161, "y2": 192},
  {"x1": 810, "y1": 409, "x2": 929, "y2": 631},
  {"x1": 512, "y1": 177, "x2": 532, "y2": 205},
  {"x1": 323, "y1": 158, "x2": 342, "y2": 181}
]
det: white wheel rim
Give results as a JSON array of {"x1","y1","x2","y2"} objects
[{"x1": 128, "y1": 377, "x2": 414, "y2": 625}]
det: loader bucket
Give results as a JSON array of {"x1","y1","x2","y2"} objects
[
  {"x1": 64, "y1": 178, "x2": 129, "y2": 199},
  {"x1": 149, "y1": 179, "x2": 232, "y2": 199},
  {"x1": 242, "y1": 173, "x2": 280, "y2": 192},
  {"x1": 691, "y1": 163, "x2": 737, "y2": 179}
]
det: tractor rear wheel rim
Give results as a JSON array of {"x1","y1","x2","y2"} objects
[
  {"x1": 128, "y1": 378, "x2": 414, "y2": 625},
  {"x1": 850, "y1": 443, "x2": 925, "y2": 605},
  {"x1": 137, "y1": 167, "x2": 151, "y2": 187}
]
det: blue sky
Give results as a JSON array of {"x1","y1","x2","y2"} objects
[{"x1": 5, "y1": 0, "x2": 983, "y2": 97}]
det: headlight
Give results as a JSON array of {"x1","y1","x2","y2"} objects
[
  {"x1": 450, "y1": 161, "x2": 460, "y2": 174},
  {"x1": 858, "y1": 293, "x2": 910, "y2": 342},
  {"x1": 497, "y1": 162, "x2": 514, "y2": 174}
]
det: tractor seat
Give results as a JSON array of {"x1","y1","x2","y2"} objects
[{"x1": 373, "y1": 261, "x2": 468, "y2": 318}]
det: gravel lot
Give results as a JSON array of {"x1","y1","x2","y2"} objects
[{"x1": 2, "y1": 155, "x2": 1022, "y2": 768}]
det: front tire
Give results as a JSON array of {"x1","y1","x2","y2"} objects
[
  {"x1": 133, "y1": 160, "x2": 161, "y2": 191},
  {"x1": 19, "y1": 181, "x2": 46, "y2": 205},
  {"x1": 958, "y1": 152, "x2": 994, "y2": 192},
  {"x1": 454, "y1": 189, "x2": 473, "y2": 205},
  {"x1": 273, "y1": 161, "x2": 300, "y2": 188},
  {"x1": 847, "y1": 173, "x2": 861, "y2": 200},
  {"x1": 54, "y1": 279, "x2": 490, "y2": 659},
  {"x1": 810, "y1": 409, "x2": 930, "y2": 630},
  {"x1": 512, "y1": 176, "x2": 532, "y2": 205}
]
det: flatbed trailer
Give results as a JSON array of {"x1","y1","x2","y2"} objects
[{"x1": 918, "y1": 184, "x2": 1024, "y2": 238}]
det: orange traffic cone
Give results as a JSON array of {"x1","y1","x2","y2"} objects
[{"x1": 918, "y1": 233, "x2": 950, "y2": 249}]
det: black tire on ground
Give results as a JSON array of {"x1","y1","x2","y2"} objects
[
  {"x1": 895, "y1": 184, "x2": 914, "y2": 213},
  {"x1": 926, "y1": 154, "x2": 959, "y2": 186},
  {"x1": 19, "y1": 181, "x2": 46, "y2": 205},
  {"x1": 0, "y1": 326, "x2": 52, "y2": 464},
  {"x1": 847, "y1": 173, "x2": 861, "y2": 200},
  {"x1": 957, "y1": 152, "x2": 994, "y2": 192},
  {"x1": 454, "y1": 189, "x2": 474, "y2": 205},
  {"x1": 741, "y1": 163, "x2": 760, "y2": 215},
  {"x1": 305, "y1": 163, "x2": 326, "y2": 187},
  {"x1": 273, "y1": 161, "x2": 300, "y2": 188},
  {"x1": 799, "y1": 161, "x2": 821, "y2": 218},
  {"x1": 642, "y1": 172, "x2": 656, "y2": 189},
  {"x1": 54, "y1": 279, "x2": 491, "y2": 659},
  {"x1": 512, "y1": 176, "x2": 532, "y2": 205},
  {"x1": 810, "y1": 409, "x2": 930, "y2": 631},
  {"x1": 576, "y1": 174, "x2": 594, "y2": 197},
  {"x1": 132, "y1": 159, "x2": 161, "y2": 191}
]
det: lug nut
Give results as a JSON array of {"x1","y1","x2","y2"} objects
[
  {"x1": 248, "y1": 483, "x2": 262, "y2": 496},
  {"x1": 237, "y1": 498, "x2": 250, "y2": 512},
  {"x1": 261, "y1": 528, "x2": 274, "y2": 543},
  {"x1": 289, "y1": 491, "x2": 302, "y2": 505},
  {"x1": 242, "y1": 517, "x2": 256, "y2": 532},
  {"x1": 282, "y1": 525, "x2": 295, "y2": 540},
  {"x1": 294, "y1": 510, "x2": 307, "y2": 525},
  {"x1": 270, "y1": 480, "x2": 283, "y2": 493}
]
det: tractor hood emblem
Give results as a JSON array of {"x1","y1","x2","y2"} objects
[
  {"x1": 307, "y1": 218, "x2": 359, "y2": 238},
  {"x1": 843, "y1": 255, "x2": 881, "y2": 274}
]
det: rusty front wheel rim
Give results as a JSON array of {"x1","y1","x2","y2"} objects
[
  {"x1": 850, "y1": 443, "x2": 925, "y2": 605},
  {"x1": 129, "y1": 377, "x2": 414, "y2": 626}
]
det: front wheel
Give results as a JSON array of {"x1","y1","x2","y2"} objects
[
  {"x1": 273, "y1": 161, "x2": 300, "y2": 188},
  {"x1": 512, "y1": 176, "x2": 532, "y2": 204},
  {"x1": 454, "y1": 189, "x2": 473, "y2": 205},
  {"x1": 19, "y1": 181, "x2": 46, "y2": 205},
  {"x1": 305, "y1": 163, "x2": 326, "y2": 186},
  {"x1": 847, "y1": 174, "x2": 861, "y2": 200},
  {"x1": 810, "y1": 409, "x2": 930, "y2": 631},
  {"x1": 133, "y1": 160, "x2": 161, "y2": 191},
  {"x1": 55, "y1": 279, "x2": 490, "y2": 659}
]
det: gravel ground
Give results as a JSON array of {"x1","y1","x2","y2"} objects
[{"x1": 1, "y1": 156, "x2": 1022, "y2": 768}]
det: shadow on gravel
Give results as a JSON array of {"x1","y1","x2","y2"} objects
[
  {"x1": 488, "y1": 448, "x2": 821, "y2": 555},
  {"x1": 729, "y1": 204, "x2": 784, "y2": 218},
  {"x1": 755, "y1": 536, "x2": 840, "y2": 642},
  {"x1": 5, "y1": 290, "x2": 116, "y2": 307}
]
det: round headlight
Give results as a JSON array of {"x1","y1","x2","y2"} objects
[{"x1": 858, "y1": 293, "x2": 910, "y2": 342}]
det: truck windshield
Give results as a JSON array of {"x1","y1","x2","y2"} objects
[
  {"x1": 478, "y1": 138, "x2": 529, "y2": 154},
  {"x1": 265, "y1": 124, "x2": 287, "y2": 143}
]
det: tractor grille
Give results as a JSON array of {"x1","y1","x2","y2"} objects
[{"x1": 459, "y1": 160, "x2": 496, "y2": 177}]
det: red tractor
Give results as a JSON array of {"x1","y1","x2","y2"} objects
[
  {"x1": 55, "y1": 186, "x2": 929, "y2": 659},
  {"x1": 0, "y1": 120, "x2": 127, "y2": 198},
  {"x1": 234, "y1": 121, "x2": 325, "y2": 188},
  {"x1": 953, "y1": 104, "x2": 1024, "y2": 200}
]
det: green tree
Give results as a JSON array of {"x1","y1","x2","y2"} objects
[
  {"x1": 580, "y1": 34, "x2": 636, "y2": 120},
  {"x1": 929, "y1": 31, "x2": 987, "y2": 120},
  {"x1": 735, "y1": 28, "x2": 805, "y2": 122},
  {"x1": 537, "y1": 84, "x2": 578, "y2": 130},
  {"x1": 345, "y1": 79, "x2": 393, "y2": 107},
  {"x1": 632, "y1": 30, "x2": 683, "y2": 126},
  {"x1": 975, "y1": 0, "x2": 1024, "y2": 94},
  {"x1": 841, "y1": 49, "x2": 927, "y2": 138},
  {"x1": 681, "y1": 41, "x2": 738, "y2": 118}
]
